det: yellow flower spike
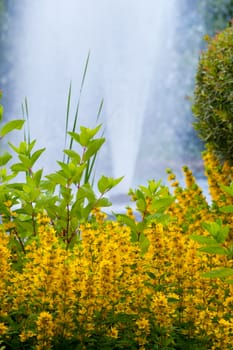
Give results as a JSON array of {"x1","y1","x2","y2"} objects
[
  {"x1": 136, "y1": 317, "x2": 150, "y2": 333},
  {"x1": 167, "y1": 172, "x2": 176, "y2": 181},
  {"x1": 126, "y1": 206, "x2": 135, "y2": 220},
  {"x1": 36, "y1": 211, "x2": 51, "y2": 225},
  {"x1": 0, "y1": 322, "x2": 8, "y2": 335},
  {"x1": 108, "y1": 326, "x2": 118, "y2": 339},
  {"x1": 171, "y1": 180, "x2": 179, "y2": 188},
  {"x1": 36, "y1": 311, "x2": 54, "y2": 338},
  {"x1": 3, "y1": 200, "x2": 12, "y2": 208},
  {"x1": 91, "y1": 207, "x2": 107, "y2": 224}
]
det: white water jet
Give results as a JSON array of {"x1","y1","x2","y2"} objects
[{"x1": 10, "y1": 0, "x2": 204, "y2": 193}]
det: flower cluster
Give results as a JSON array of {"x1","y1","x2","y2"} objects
[{"x1": 1, "y1": 150, "x2": 233, "y2": 349}]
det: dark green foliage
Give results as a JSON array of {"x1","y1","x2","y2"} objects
[
  {"x1": 199, "y1": 0, "x2": 233, "y2": 35},
  {"x1": 192, "y1": 25, "x2": 233, "y2": 163}
]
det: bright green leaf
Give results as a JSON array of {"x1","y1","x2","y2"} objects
[
  {"x1": 95, "y1": 197, "x2": 112, "y2": 207},
  {"x1": 33, "y1": 169, "x2": 43, "y2": 187},
  {"x1": 30, "y1": 148, "x2": 46, "y2": 166},
  {"x1": 136, "y1": 198, "x2": 147, "y2": 212},
  {"x1": 220, "y1": 205, "x2": 233, "y2": 213},
  {"x1": 139, "y1": 233, "x2": 150, "y2": 254},
  {"x1": 0, "y1": 119, "x2": 24, "y2": 138},
  {"x1": 11, "y1": 163, "x2": 29, "y2": 173},
  {"x1": 18, "y1": 154, "x2": 33, "y2": 168},
  {"x1": 63, "y1": 149, "x2": 81, "y2": 163},
  {"x1": 221, "y1": 184, "x2": 233, "y2": 197},
  {"x1": 0, "y1": 152, "x2": 12, "y2": 166},
  {"x1": 0, "y1": 104, "x2": 3, "y2": 122},
  {"x1": 79, "y1": 125, "x2": 102, "y2": 146},
  {"x1": 46, "y1": 173, "x2": 67, "y2": 187},
  {"x1": 83, "y1": 138, "x2": 105, "y2": 162},
  {"x1": 198, "y1": 245, "x2": 228, "y2": 255},
  {"x1": 98, "y1": 175, "x2": 111, "y2": 193},
  {"x1": 146, "y1": 212, "x2": 171, "y2": 225},
  {"x1": 190, "y1": 235, "x2": 217, "y2": 245},
  {"x1": 202, "y1": 268, "x2": 233, "y2": 279},
  {"x1": 116, "y1": 214, "x2": 137, "y2": 232},
  {"x1": 98, "y1": 175, "x2": 123, "y2": 193},
  {"x1": 68, "y1": 131, "x2": 80, "y2": 144},
  {"x1": 201, "y1": 221, "x2": 229, "y2": 243},
  {"x1": 151, "y1": 196, "x2": 174, "y2": 213}
]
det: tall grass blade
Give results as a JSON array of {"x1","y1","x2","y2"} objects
[
  {"x1": 69, "y1": 51, "x2": 90, "y2": 152},
  {"x1": 21, "y1": 97, "x2": 30, "y2": 144},
  {"x1": 21, "y1": 102, "x2": 26, "y2": 142},
  {"x1": 63, "y1": 82, "x2": 72, "y2": 163},
  {"x1": 84, "y1": 99, "x2": 104, "y2": 184},
  {"x1": 96, "y1": 98, "x2": 104, "y2": 122}
]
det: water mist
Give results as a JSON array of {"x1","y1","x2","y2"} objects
[{"x1": 9, "y1": 0, "x2": 204, "y2": 195}]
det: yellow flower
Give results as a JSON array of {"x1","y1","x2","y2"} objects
[
  {"x1": 3, "y1": 200, "x2": 12, "y2": 207},
  {"x1": 0, "y1": 322, "x2": 8, "y2": 335},
  {"x1": 108, "y1": 326, "x2": 118, "y2": 338},
  {"x1": 136, "y1": 317, "x2": 150, "y2": 334},
  {"x1": 36, "y1": 311, "x2": 54, "y2": 343}
]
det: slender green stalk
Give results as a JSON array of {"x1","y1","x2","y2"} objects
[
  {"x1": 68, "y1": 51, "x2": 90, "y2": 153},
  {"x1": 84, "y1": 99, "x2": 104, "y2": 184},
  {"x1": 63, "y1": 81, "x2": 72, "y2": 163},
  {"x1": 21, "y1": 97, "x2": 30, "y2": 144}
]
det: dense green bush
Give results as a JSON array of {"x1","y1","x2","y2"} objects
[
  {"x1": 199, "y1": 0, "x2": 233, "y2": 35},
  {"x1": 192, "y1": 25, "x2": 233, "y2": 163}
]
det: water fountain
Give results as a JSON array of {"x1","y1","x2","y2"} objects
[{"x1": 7, "y1": 0, "x2": 204, "y2": 196}]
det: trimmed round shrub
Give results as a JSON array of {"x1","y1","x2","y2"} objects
[{"x1": 192, "y1": 25, "x2": 233, "y2": 162}]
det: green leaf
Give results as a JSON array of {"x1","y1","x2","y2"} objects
[
  {"x1": 33, "y1": 169, "x2": 43, "y2": 187},
  {"x1": 60, "y1": 186, "x2": 73, "y2": 203},
  {"x1": 146, "y1": 212, "x2": 171, "y2": 225},
  {"x1": 11, "y1": 163, "x2": 29, "y2": 173},
  {"x1": 0, "y1": 152, "x2": 12, "y2": 166},
  {"x1": 146, "y1": 271, "x2": 156, "y2": 279},
  {"x1": 98, "y1": 175, "x2": 123, "y2": 194},
  {"x1": 63, "y1": 149, "x2": 81, "y2": 163},
  {"x1": 151, "y1": 196, "x2": 174, "y2": 213},
  {"x1": 18, "y1": 154, "x2": 32, "y2": 168},
  {"x1": 135, "y1": 189, "x2": 145, "y2": 200},
  {"x1": 136, "y1": 198, "x2": 147, "y2": 212},
  {"x1": 68, "y1": 131, "x2": 80, "y2": 144},
  {"x1": 202, "y1": 268, "x2": 233, "y2": 279},
  {"x1": 201, "y1": 221, "x2": 229, "y2": 243},
  {"x1": 46, "y1": 173, "x2": 67, "y2": 187},
  {"x1": 0, "y1": 104, "x2": 3, "y2": 122},
  {"x1": 116, "y1": 214, "x2": 137, "y2": 232},
  {"x1": 221, "y1": 184, "x2": 233, "y2": 197},
  {"x1": 79, "y1": 125, "x2": 102, "y2": 146},
  {"x1": 95, "y1": 197, "x2": 112, "y2": 207},
  {"x1": 97, "y1": 175, "x2": 111, "y2": 193},
  {"x1": 71, "y1": 163, "x2": 86, "y2": 184},
  {"x1": 8, "y1": 142, "x2": 20, "y2": 154},
  {"x1": 190, "y1": 235, "x2": 216, "y2": 245},
  {"x1": 27, "y1": 139, "x2": 37, "y2": 153},
  {"x1": 30, "y1": 148, "x2": 46, "y2": 166},
  {"x1": 83, "y1": 138, "x2": 105, "y2": 162},
  {"x1": 76, "y1": 183, "x2": 96, "y2": 203},
  {"x1": 139, "y1": 233, "x2": 150, "y2": 254},
  {"x1": 198, "y1": 245, "x2": 228, "y2": 255},
  {"x1": 0, "y1": 119, "x2": 24, "y2": 138},
  {"x1": 220, "y1": 205, "x2": 233, "y2": 213}
]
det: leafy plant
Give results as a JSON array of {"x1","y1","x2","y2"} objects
[
  {"x1": 116, "y1": 180, "x2": 174, "y2": 254},
  {"x1": 0, "y1": 90, "x2": 122, "y2": 258},
  {"x1": 190, "y1": 182, "x2": 233, "y2": 282},
  {"x1": 192, "y1": 25, "x2": 233, "y2": 163}
]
